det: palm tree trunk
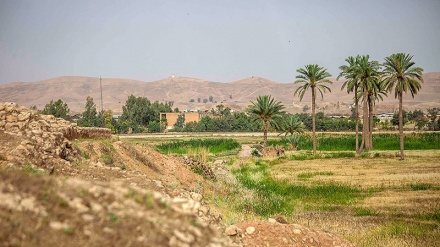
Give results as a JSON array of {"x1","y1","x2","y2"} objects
[
  {"x1": 263, "y1": 120, "x2": 268, "y2": 147},
  {"x1": 361, "y1": 86, "x2": 369, "y2": 151},
  {"x1": 399, "y1": 93, "x2": 404, "y2": 160},
  {"x1": 355, "y1": 85, "x2": 359, "y2": 155},
  {"x1": 368, "y1": 96, "x2": 374, "y2": 150},
  {"x1": 312, "y1": 86, "x2": 317, "y2": 155}
]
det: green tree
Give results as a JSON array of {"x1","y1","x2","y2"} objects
[
  {"x1": 302, "y1": 105, "x2": 310, "y2": 112},
  {"x1": 427, "y1": 108, "x2": 439, "y2": 130},
  {"x1": 117, "y1": 95, "x2": 172, "y2": 133},
  {"x1": 391, "y1": 111, "x2": 408, "y2": 126},
  {"x1": 119, "y1": 95, "x2": 152, "y2": 128},
  {"x1": 102, "y1": 110, "x2": 114, "y2": 132},
  {"x1": 79, "y1": 96, "x2": 98, "y2": 127},
  {"x1": 173, "y1": 114, "x2": 185, "y2": 131},
  {"x1": 277, "y1": 115, "x2": 304, "y2": 137},
  {"x1": 412, "y1": 109, "x2": 425, "y2": 130},
  {"x1": 383, "y1": 53, "x2": 424, "y2": 160},
  {"x1": 294, "y1": 64, "x2": 332, "y2": 155},
  {"x1": 148, "y1": 121, "x2": 161, "y2": 133},
  {"x1": 42, "y1": 99, "x2": 70, "y2": 120},
  {"x1": 248, "y1": 95, "x2": 285, "y2": 146}
]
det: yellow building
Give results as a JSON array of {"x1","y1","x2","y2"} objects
[{"x1": 160, "y1": 112, "x2": 201, "y2": 130}]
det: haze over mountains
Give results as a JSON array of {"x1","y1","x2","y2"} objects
[{"x1": 1, "y1": 73, "x2": 439, "y2": 115}]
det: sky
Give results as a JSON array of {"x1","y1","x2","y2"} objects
[{"x1": 1, "y1": 0, "x2": 440, "y2": 85}]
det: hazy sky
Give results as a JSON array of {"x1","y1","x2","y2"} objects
[{"x1": 1, "y1": 0, "x2": 439, "y2": 84}]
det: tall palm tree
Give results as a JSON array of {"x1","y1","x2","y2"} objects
[
  {"x1": 383, "y1": 53, "x2": 424, "y2": 160},
  {"x1": 248, "y1": 95, "x2": 285, "y2": 146},
  {"x1": 294, "y1": 64, "x2": 332, "y2": 155},
  {"x1": 355, "y1": 55, "x2": 381, "y2": 152},
  {"x1": 338, "y1": 56, "x2": 361, "y2": 154}
]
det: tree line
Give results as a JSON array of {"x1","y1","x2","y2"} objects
[
  {"x1": 35, "y1": 53, "x2": 438, "y2": 159},
  {"x1": 36, "y1": 95, "x2": 176, "y2": 133},
  {"x1": 260, "y1": 52, "x2": 427, "y2": 160}
]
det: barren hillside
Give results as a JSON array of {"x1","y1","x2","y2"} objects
[{"x1": 1, "y1": 73, "x2": 439, "y2": 114}]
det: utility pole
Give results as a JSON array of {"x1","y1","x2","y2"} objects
[{"x1": 100, "y1": 76, "x2": 103, "y2": 113}]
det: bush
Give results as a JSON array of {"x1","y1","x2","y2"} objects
[{"x1": 101, "y1": 154, "x2": 114, "y2": 165}]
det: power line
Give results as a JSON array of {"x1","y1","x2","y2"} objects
[{"x1": 100, "y1": 76, "x2": 103, "y2": 113}]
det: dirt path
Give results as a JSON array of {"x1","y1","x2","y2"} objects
[{"x1": 238, "y1": 144, "x2": 253, "y2": 158}]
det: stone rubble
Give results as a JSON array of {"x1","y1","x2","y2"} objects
[
  {"x1": 0, "y1": 102, "x2": 111, "y2": 169},
  {"x1": 182, "y1": 156, "x2": 216, "y2": 180}
]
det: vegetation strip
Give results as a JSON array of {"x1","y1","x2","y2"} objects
[
  {"x1": 156, "y1": 138, "x2": 240, "y2": 154},
  {"x1": 232, "y1": 160, "x2": 364, "y2": 216}
]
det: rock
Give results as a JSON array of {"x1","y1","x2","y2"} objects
[
  {"x1": 199, "y1": 205, "x2": 210, "y2": 215},
  {"x1": 190, "y1": 192, "x2": 202, "y2": 202},
  {"x1": 268, "y1": 218, "x2": 277, "y2": 224},
  {"x1": 213, "y1": 160, "x2": 226, "y2": 166},
  {"x1": 4, "y1": 102, "x2": 17, "y2": 111},
  {"x1": 173, "y1": 230, "x2": 195, "y2": 244},
  {"x1": 17, "y1": 112, "x2": 31, "y2": 121},
  {"x1": 225, "y1": 225, "x2": 240, "y2": 236},
  {"x1": 275, "y1": 215, "x2": 289, "y2": 224},
  {"x1": 49, "y1": 221, "x2": 69, "y2": 231},
  {"x1": 246, "y1": 226, "x2": 255, "y2": 235},
  {"x1": 81, "y1": 214, "x2": 95, "y2": 222},
  {"x1": 293, "y1": 228, "x2": 302, "y2": 235}
]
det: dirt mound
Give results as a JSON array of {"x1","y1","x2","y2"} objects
[
  {"x1": 0, "y1": 170, "x2": 231, "y2": 247},
  {"x1": 228, "y1": 220, "x2": 354, "y2": 247}
]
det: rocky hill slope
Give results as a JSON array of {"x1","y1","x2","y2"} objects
[
  {"x1": 0, "y1": 103, "x2": 354, "y2": 246},
  {"x1": 1, "y1": 73, "x2": 439, "y2": 114}
]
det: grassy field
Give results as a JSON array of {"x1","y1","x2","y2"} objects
[
  {"x1": 124, "y1": 132, "x2": 440, "y2": 246},
  {"x1": 208, "y1": 150, "x2": 440, "y2": 247},
  {"x1": 268, "y1": 132, "x2": 440, "y2": 151}
]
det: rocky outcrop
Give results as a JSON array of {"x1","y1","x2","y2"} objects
[
  {"x1": 0, "y1": 172, "x2": 237, "y2": 247},
  {"x1": 182, "y1": 156, "x2": 216, "y2": 181},
  {"x1": 0, "y1": 102, "x2": 110, "y2": 168}
]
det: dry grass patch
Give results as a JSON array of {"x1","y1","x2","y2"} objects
[{"x1": 264, "y1": 150, "x2": 440, "y2": 246}]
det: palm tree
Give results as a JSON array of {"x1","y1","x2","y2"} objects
[
  {"x1": 354, "y1": 55, "x2": 381, "y2": 152},
  {"x1": 338, "y1": 56, "x2": 361, "y2": 154},
  {"x1": 294, "y1": 64, "x2": 332, "y2": 155},
  {"x1": 248, "y1": 95, "x2": 285, "y2": 146},
  {"x1": 277, "y1": 115, "x2": 304, "y2": 137},
  {"x1": 383, "y1": 53, "x2": 424, "y2": 160}
]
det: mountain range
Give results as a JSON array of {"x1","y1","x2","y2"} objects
[{"x1": 1, "y1": 73, "x2": 439, "y2": 115}]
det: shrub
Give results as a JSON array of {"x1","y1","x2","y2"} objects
[{"x1": 101, "y1": 154, "x2": 113, "y2": 165}]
